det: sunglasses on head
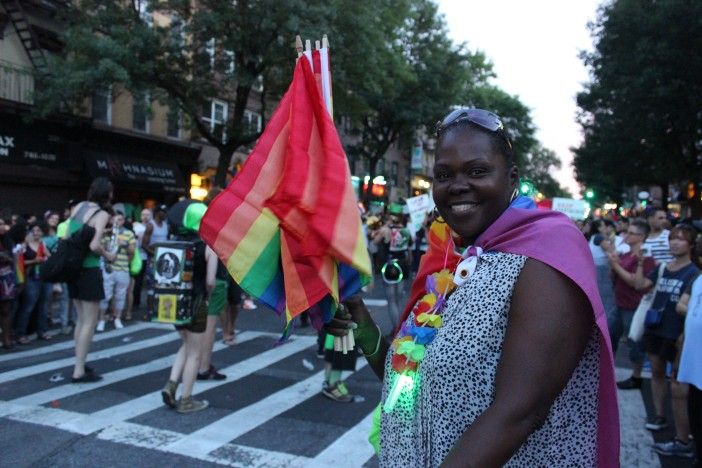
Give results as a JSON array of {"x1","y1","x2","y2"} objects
[{"x1": 436, "y1": 108, "x2": 512, "y2": 150}]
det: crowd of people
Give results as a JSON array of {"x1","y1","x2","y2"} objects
[{"x1": 584, "y1": 207, "x2": 702, "y2": 461}]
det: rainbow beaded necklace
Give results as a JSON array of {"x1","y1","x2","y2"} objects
[{"x1": 384, "y1": 268, "x2": 457, "y2": 412}]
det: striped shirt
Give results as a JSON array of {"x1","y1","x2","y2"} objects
[{"x1": 643, "y1": 229, "x2": 673, "y2": 264}]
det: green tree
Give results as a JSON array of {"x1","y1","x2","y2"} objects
[
  {"x1": 574, "y1": 0, "x2": 702, "y2": 212},
  {"x1": 522, "y1": 146, "x2": 571, "y2": 198}
]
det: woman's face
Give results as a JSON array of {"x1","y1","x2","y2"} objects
[
  {"x1": 47, "y1": 214, "x2": 59, "y2": 227},
  {"x1": 668, "y1": 232, "x2": 691, "y2": 257},
  {"x1": 29, "y1": 226, "x2": 43, "y2": 241},
  {"x1": 432, "y1": 128, "x2": 517, "y2": 244}
]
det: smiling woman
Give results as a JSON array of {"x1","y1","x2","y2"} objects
[{"x1": 328, "y1": 108, "x2": 620, "y2": 467}]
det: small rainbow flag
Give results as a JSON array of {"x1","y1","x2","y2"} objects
[{"x1": 200, "y1": 50, "x2": 371, "y2": 326}]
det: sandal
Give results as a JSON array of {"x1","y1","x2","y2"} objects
[
  {"x1": 222, "y1": 336, "x2": 236, "y2": 346},
  {"x1": 16, "y1": 336, "x2": 30, "y2": 345},
  {"x1": 39, "y1": 334, "x2": 52, "y2": 341}
]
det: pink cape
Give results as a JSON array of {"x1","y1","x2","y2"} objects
[{"x1": 402, "y1": 205, "x2": 620, "y2": 466}]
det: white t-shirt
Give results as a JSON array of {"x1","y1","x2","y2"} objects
[{"x1": 678, "y1": 274, "x2": 702, "y2": 389}]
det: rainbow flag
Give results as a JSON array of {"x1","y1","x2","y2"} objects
[{"x1": 200, "y1": 51, "x2": 371, "y2": 326}]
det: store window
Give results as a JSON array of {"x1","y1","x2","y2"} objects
[
  {"x1": 132, "y1": 92, "x2": 150, "y2": 132},
  {"x1": 202, "y1": 99, "x2": 228, "y2": 140},
  {"x1": 243, "y1": 109, "x2": 262, "y2": 133},
  {"x1": 92, "y1": 87, "x2": 112, "y2": 124}
]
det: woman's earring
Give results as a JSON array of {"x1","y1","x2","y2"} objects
[{"x1": 509, "y1": 188, "x2": 519, "y2": 203}]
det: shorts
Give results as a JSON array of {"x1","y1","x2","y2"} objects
[
  {"x1": 208, "y1": 279, "x2": 227, "y2": 316},
  {"x1": 68, "y1": 267, "x2": 105, "y2": 302},
  {"x1": 175, "y1": 294, "x2": 207, "y2": 333},
  {"x1": 644, "y1": 333, "x2": 679, "y2": 363},
  {"x1": 101, "y1": 270, "x2": 130, "y2": 312},
  {"x1": 227, "y1": 277, "x2": 242, "y2": 305}
]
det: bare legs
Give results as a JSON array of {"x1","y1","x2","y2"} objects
[
  {"x1": 73, "y1": 299, "x2": 100, "y2": 378},
  {"x1": 169, "y1": 330, "x2": 204, "y2": 399},
  {"x1": 199, "y1": 316, "x2": 218, "y2": 373}
]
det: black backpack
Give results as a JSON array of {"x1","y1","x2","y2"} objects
[{"x1": 40, "y1": 209, "x2": 100, "y2": 283}]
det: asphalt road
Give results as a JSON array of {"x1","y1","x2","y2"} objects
[{"x1": 0, "y1": 279, "x2": 695, "y2": 467}]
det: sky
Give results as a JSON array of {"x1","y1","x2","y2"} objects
[{"x1": 436, "y1": 0, "x2": 602, "y2": 198}]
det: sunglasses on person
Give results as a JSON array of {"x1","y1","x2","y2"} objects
[{"x1": 435, "y1": 108, "x2": 513, "y2": 150}]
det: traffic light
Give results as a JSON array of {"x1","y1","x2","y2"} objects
[
  {"x1": 519, "y1": 180, "x2": 535, "y2": 196},
  {"x1": 585, "y1": 189, "x2": 595, "y2": 200}
]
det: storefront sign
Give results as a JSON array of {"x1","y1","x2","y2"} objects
[
  {"x1": 410, "y1": 145, "x2": 423, "y2": 170},
  {"x1": 0, "y1": 129, "x2": 62, "y2": 166},
  {"x1": 86, "y1": 154, "x2": 186, "y2": 193}
]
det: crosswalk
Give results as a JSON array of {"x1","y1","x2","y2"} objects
[{"x1": 0, "y1": 323, "x2": 379, "y2": 467}]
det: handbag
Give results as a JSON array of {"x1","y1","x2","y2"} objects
[
  {"x1": 40, "y1": 209, "x2": 101, "y2": 283},
  {"x1": 629, "y1": 263, "x2": 666, "y2": 341},
  {"x1": 644, "y1": 307, "x2": 664, "y2": 327}
]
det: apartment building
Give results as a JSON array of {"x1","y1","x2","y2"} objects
[{"x1": 0, "y1": 0, "x2": 266, "y2": 214}]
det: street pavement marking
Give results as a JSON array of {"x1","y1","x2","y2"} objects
[
  {"x1": 0, "y1": 330, "x2": 181, "y2": 384},
  {"x1": 0, "y1": 322, "x2": 157, "y2": 363},
  {"x1": 363, "y1": 299, "x2": 388, "y2": 307},
  {"x1": 0, "y1": 330, "x2": 267, "y2": 416},
  {"x1": 308, "y1": 410, "x2": 376, "y2": 467},
  {"x1": 615, "y1": 367, "x2": 661, "y2": 468},
  {"x1": 165, "y1": 360, "x2": 368, "y2": 458},
  {"x1": 55, "y1": 335, "x2": 318, "y2": 435},
  {"x1": 207, "y1": 442, "x2": 311, "y2": 467}
]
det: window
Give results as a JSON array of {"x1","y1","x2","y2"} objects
[
  {"x1": 170, "y1": 16, "x2": 184, "y2": 48},
  {"x1": 92, "y1": 87, "x2": 111, "y2": 124},
  {"x1": 224, "y1": 50, "x2": 235, "y2": 74},
  {"x1": 243, "y1": 109, "x2": 262, "y2": 133},
  {"x1": 132, "y1": 92, "x2": 150, "y2": 132},
  {"x1": 377, "y1": 158, "x2": 385, "y2": 176},
  {"x1": 167, "y1": 105, "x2": 181, "y2": 138},
  {"x1": 252, "y1": 75, "x2": 263, "y2": 92},
  {"x1": 136, "y1": 0, "x2": 153, "y2": 27},
  {"x1": 206, "y1": 38, "x2": 215, "y2": 69},
  {"x1": 202, "y1": 99, "x2": 228, "y2": 140},
  {"x1": 391, "y1": 162, "x2": 399, "y2": 187}
]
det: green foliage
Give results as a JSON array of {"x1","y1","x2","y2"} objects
[{"x1": 574, "y1": 0, "x2": 702, "y2": 205}]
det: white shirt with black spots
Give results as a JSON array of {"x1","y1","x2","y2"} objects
[{"x1": 380, "y1": 252, "x2": 600, "y2": 467}]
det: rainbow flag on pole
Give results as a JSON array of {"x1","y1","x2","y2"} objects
[{"x1": 200, "y1": 47, "x2": 371, "y2": 327}]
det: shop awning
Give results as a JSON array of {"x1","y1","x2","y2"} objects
[{"x1": 85, "y1": 153, "x2": 187, "y2": 194}]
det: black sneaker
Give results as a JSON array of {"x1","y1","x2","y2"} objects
[
  {"x1": 645, "y1": 416, "x2": 668, "y2": 431},
  {"x1": 197, "y1": 365, "x2": 226, "y2": 381},
  {"x1": 71, "y1": 373, "x2": 103, "y2": 383},
  {"x1": 616, "y1": 376, "x2": 642, "y2": 390}
]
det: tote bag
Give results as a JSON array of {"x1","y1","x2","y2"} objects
[{"x1": 629, "y1": 263, "x2": 666, "y2": 342}]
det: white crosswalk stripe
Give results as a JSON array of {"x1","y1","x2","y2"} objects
[
  {"x1": 0, "y1": 330, "x2": 180, "y2": 384},
  {"x1": 0, "y1": 321, "x2": 158, "y2": 363}
]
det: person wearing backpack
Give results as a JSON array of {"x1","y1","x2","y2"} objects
[
  {"x1": 66, "y1": 177, "x2": 116, "y2": 383},
  {"x1": 160, "y1": 202, "x2": 217, "y2": 413}
]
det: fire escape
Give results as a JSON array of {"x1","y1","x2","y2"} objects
[{"x1": 1, "y1": 0, "x2": 48, "y2": 72}]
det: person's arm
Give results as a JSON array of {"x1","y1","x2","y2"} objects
[
  {"x1": 633, "y1": 256, "x2": 655, "y2": 291},
  {"x1": 90, "y1": 211, "x2": 117, "y2": 263},
  {"x1": 607, "y1": 252, "x2": 639, "y2": 288},
  {"x1": 441, "y1": 258, "x2": 594, "y2": 467},
  {"x1": 142, "y1": 223, "x2": 154, "y2": 255},
  {"x1": 204, "y1": 246, "x2": 218, "y2": 297},
  {"x1": 126, "y1": 233, "x2": 136, "y2": 261},
  {"x1": 676, "y1": 293, "x2": 690, "y2": 316},
  {"x1": 327, "y1": 294, "x2": 390, "y2": 380}
]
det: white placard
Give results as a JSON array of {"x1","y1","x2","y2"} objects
[
  {"x1": 551, "y1": 197, "x2": 589, "y2": 220},
  {"x1": 406, "y1": 194, "x2": 434, "y2": 233}
]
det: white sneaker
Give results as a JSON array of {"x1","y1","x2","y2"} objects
[
  {"x1": 96, "y1": 321, "x2": 105, "y2": 332},
  {"x1": 114, "y1": 319, "x2": 124, "y2": 329},
  {"x1": 243, "y1": 299, "x2": 257, "y2": 310}
]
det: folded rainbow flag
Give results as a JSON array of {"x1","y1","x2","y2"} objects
[{"x1": 200, "y1": 52, "x2": 371, "y2": 327}]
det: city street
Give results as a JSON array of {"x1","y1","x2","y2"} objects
[{"x1": 0, "y1": 282, "x2": 695, "y2": 467}]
